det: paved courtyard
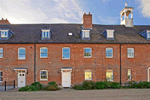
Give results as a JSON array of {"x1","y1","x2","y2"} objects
[{"x1": 0, "y1": 88, "x2": 150, "y2": 100}]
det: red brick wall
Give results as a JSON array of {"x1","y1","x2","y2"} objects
[
  {"x1": 83, "y1": 13, "x2": 92, "y2": 29},
  {"x1": 0, "y1": 44, "x2": 34, "y2": 86},
  {"x1": 36, "y1": 44, "x2": 120, "y2": 85},
  {"x1": 121, "y1": 44, "x2": 150, "y2": 83}
]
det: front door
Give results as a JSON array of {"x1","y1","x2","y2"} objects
[
  {"x1": 62, "y1": 72, "x2": 71, "y2": 87},
  {"x1": 18, "y1": 71, "x2": 26, "y2": 87}
]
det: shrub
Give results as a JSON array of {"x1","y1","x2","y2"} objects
[
  {"x1": 136, "y1": 81, "x2": 150, "y2": 88},
  {"x1": 95, "y1": 81, "x2": 107, "y2": 89},
  {"x1": 82, "y1": 81, "x2": 95, "y2": 90},
  {"x1": 128, "y1": 81, "x2": 137, "y2": 88},
  {"x1": 18, "y1": 85, "x2": 39, "y2": 91},
  {"x1": 76, "y1": 86, "x2": 85, "y2": 90},
  {"x1": 110, "y1": 82, "x2": 120, "y2": 89},
  {"x1": 46, "y1": 85, "x2": 61, "y2": 91},
  {"x1": 72, "y1": 84, "x2": 79, "y2": 89},
  {"x1": 31, "y1": 81, "x2": 43, "y2": 90}
]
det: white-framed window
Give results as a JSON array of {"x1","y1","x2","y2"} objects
[
  {"x1": 62, "y1": 47, "x2": 70, "y2": 59},
  {"x1": 40, "y1": 70, "x2": 48, "y2": 81},
  {"x1": 18, "y1": 48, "x2": 26, "y2": 60},
  {"x1": 84, "y1": 48, "x2": 92, "y2": 58},
  {"x1": 147, "y1": 31, "x2": 150, "y2": 39},
  {"x1": 40, "y1": 47, "x2": 48, "y2": 58},
  {"x1": 106, "y1": 69, "x2": 113, "y2": 81},
  {"x1": 1, "y1": 30, "x2": 8, "y2": 38},
  {"x1": 0, "y1": 48, "x2": 3, "y2": 58},
  {"x1": 106, "y1": 48, "x2": 113, "y2": 58},
  {"x1": 85, "y1": 70, "x2": 92, "y2": 80},
  {"x1": 42, "y1": 31, "x2": 49, "y2": 38},
  {"x1": 0, "y1": 71, "x2": 2, "y2": 82},
  {"x1": 128, "y1": 69, "x2": 131, "y2": 81},
  {"x1": 82, "y1": 30, "x2": 90, "y2": 38},
  {"x1": 107, "y1": 30, "x2": 114, "y2": 38},
  {"x1": 127, "y1": 48, "x2": 134, "y2": 58}
]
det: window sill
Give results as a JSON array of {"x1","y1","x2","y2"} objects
[
  {"x1": 62, "y1": 58, "x2": 70, "y2": 60},
  {"x1": 0, "y1": 81, "x2": 3, "y2": 83},
  {"x1": 127, "y1": 57, "x2": 134, "y2": 58},
  {"x1": 18, "y1": 59, "x2": 26, "y2": 60},
  {"x1": 84, "y1": 56, "x2": 92, "y2": 58},
  {"x1": 40, "y1": 79, "x2": 48, "y2": 81},
  {"x1": 106, "y1": 57, "x2": 113, "y2": 58},
  {"x1": 85, "y1": 79, "x2": 92, "y2": 81},
  {"x1": 40, "y1": 57, "x2": 48, "y2": 59}
]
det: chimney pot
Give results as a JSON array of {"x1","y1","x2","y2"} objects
[
  {"x1": 83, "y1": 12, "x2": 92, "y2": 29},
  {"x1": 2, "y1": 18, "x2": 4, "y2": 20},
  {"x1": 89, "y1": 12, "x2": 90, "y2": 14}
]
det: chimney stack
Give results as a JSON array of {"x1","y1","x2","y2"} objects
[
  {"x1": 83, "y1": 12, "x2": 92, "y2": 29},
  {"x1": 0, "y1": 18, "x2": 10, "y2": 24}
]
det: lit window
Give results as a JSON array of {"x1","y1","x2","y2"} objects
[
  {"x1": 148, "y1": 32, "x2": 150, "y2": 39},
  {"x1": 40, "y1": 47, "x2": 48, "y2": 58},
  {"x1": 107, "y1": 30, "x2": 114, "y2": 38},
  {"x1": 106, "y1": 70, "x2": 113, "y2": 81},
  {"x1": 0, "y1": 71, "x2": 2, "y2": 82},
  {"x1": 84, "y1": 48, "x2": 92, "y2": 58},
  {"x1": 127, "y1": 48, "x2": 134, "y2": 58},
  {"x1": 18, "y1": 48, "x2": 26, "y2": 60},
  {"x1": 106, "y1": 48, "x2": 113, "y2": 58},
  {"x1": 0, "y1": 48, "x2": 3, "y2": 58},
  {"x1": 85, "y1": 70, "x2": 92, "y2": 80},
  {"x1": 40, "y1": 70, "x2": 48, "y2": 80},
  {"x1": 42, "y1": 31, "x2": 49, "y2": 38},
  {"x1": 82, "y1": 30, "x2": 90, "y2": 38},
  {"x1": 1, "y1": 31, "x2": 8, "y2": 38},
  {"x1": 62, "y1": 47, "x2": 70, "y2": 59},
  {"x1": 128, "y1": 69, "x2": 131, "y2": 81}
]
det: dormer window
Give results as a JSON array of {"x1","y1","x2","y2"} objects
[
  {"x1": 41, "y1": 28, "x2": 51, "y2": 40},
  {"x1": 147, "y1": 31, "x2": 150, "y2": 39},
  {"x1": 81, "y1": 30, "x2": 90, "y2": 40},
  {"x1": 107, "y1": 30, "x2": 114, "y2": 38},
  {"x1": 1, "y1": 30, "x2": 8, "y2": 38},
  {"x1": 102, "y1": 29, "x2": 115, "y2": 40}
]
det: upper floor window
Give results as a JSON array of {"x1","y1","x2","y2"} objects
[
  {"x1": 0, "y1": 71, "x2": 2, "y2": 82},
  {"x1": 42, "y1": 31, "x2": 49, "y2": 38},
  {"x1": 85, "y1": 70, "x2": 92, "y2": 80},
  {"x1": 128, "y1": 69, "x2": 131, "y2": 81},
  {"x1": 84, "y1": 48, "x2": 92, "y2": 58},
  {"x1": 147, "y1": 31, "x2": 150, "y2": 39},
  {"x1": 18, "y1": 48, "x2": 26, "y2": 60},
  {"x1": 82, "y1": 30, "x2": 90, "y2": 38},
  {"x1": 40, "y1": 70, "x2": 48, "y2": 81},
  {"x1": 107, "y1": 31, "x2": 113, "y2": 38},
  {"x1": 1, "y1": 30, "x2": 8, "y2": 38},
  {"x1": 0, "y1": 48, "x2": 3, "y2": 58},
  {"x1": 127, "y1": 48, "x2": 134, "y2": 58},
  {"x1": 40, "y1": 47, "x2": 48, "y2": 58},
  {"x1": 62, "y1": 47, "x2": 70, "y2": 59},
  {"x1": 106, "y1": 69, "x2": 113, "y2": 81},
  {"x1": 106, "y1": 48, "x2": 113, "y2": 58}
]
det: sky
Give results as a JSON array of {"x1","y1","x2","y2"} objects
[{"x1": 0, "y1": 0, "x2": 150, "y2": 25}]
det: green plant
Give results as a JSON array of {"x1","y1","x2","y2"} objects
[
  {"x1": 110, "y1": 82, "x2": 120, "y2": 89},
  {"x1": 95, "y1": 81, "x2": 107, "y2": 89},
  {"x1": 82, "y1": 81, "x2": 94, "y2": 90},
  {"x1": 18, "y1": 85, "x2": 39, "y2": 91},
  {"x1": 31, "y1": 81, "x2": 43, "y2": 90},
  {"x1": 76, "y1": 86, "x2": 85, "y2": 90},
  {"x1": 46, "y1": 85, "x2": 61, "y2": 91},
  {"x1": 72, "y1": 84, "x2": 79, "y2": 89}
]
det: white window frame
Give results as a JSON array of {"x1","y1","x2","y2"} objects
[
  {"x1": 40, "y1": 70, "x2": 48, "y2": 81},
  {"x1": 1, "y1": 30, "x2": 8, "y2": 38},
  {"x1": 127, "y1": 69, "x2": 131, "y2": 81},
  {"x1": 84, "y1": 70, "x2": 92, "y2": 80},
  {"x1": 148, "y1": 67, "x2": 150, "y2": 82},
  {"x1": 127, "y1": 48, "x2": 134, "y2": 58},
  {"x1": 84, "y1": 48, "x2": 92, "y2": 58},
  {"x1": 42, "y1": 30, "x2": 50, "y2": 38},
  {"x1": 40, "y1": 47, "x2": 48, "y2": 58},
  {"x1": 0, "y1": 71, "x2": 2, "y2": 82},
  {"x1": 18, "y1": 48, "x2": 26, "y2": 60},
  {"x1": 62, "y1": 47, "x2": 70, "y2": 59},
  {"x1": 82, "y1": 30, "x2": 90, "y2": 38},
  {"x1": 106, "y1": 69, "x2": 113, "y2": 82},
  {"x1": 107, "y1": 30, "x2": 114, "y2": 38},
  {"x1": 147, "y1": 31, "x2": 150, "y2": 39},
  {"x1": 106, "y1": 48, "x2": 113, "y2": 58},
  {"x1": 0, "y1": 48, "x2": 3, "y2": 58}
]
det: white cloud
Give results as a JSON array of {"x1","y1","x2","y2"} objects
[
  {"x1": 138, "y1": 0, "x2": 150, "y2": 18},
  {"x1": 103, "y1": 0, "x2": 106, "y2": 2},
  {"x1": 98, "y1": 16, "x2": 119, "y2": 24},
  {"x1": 0, "y1": 0, "x2": 84, "y2": 24}
]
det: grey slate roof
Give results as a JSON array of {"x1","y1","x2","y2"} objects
[{"x1": 0, "y1": 24, "x2": 150, "y2": 44}]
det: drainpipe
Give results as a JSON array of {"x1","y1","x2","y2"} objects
[
  {"x1": 34, "y1": 43, "x2": 36, "y2": 82},
  {"x1": 120, "y1": 44, "x2": 122, "y2": 85}
]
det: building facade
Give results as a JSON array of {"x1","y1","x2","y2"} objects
[{"x1": 0, "y1": 3, "x2": 150, "y2": 87}]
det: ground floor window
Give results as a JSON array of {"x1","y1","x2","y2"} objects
[
  {"x1": 40, "y1": 70, "x2": 48, "y2": 81},
  {"x1": 128, "y1": 69, "x2": 131, "y2": 81},
  {"x1": 106, "y1": 70, "x2": 113, "y2": 81},
  {"x1": 85, "y1": 70, "x2": 92, "y2": 80},
  {"x1": 0, "y1": 71, "x2": 2, "y2": 81}
]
